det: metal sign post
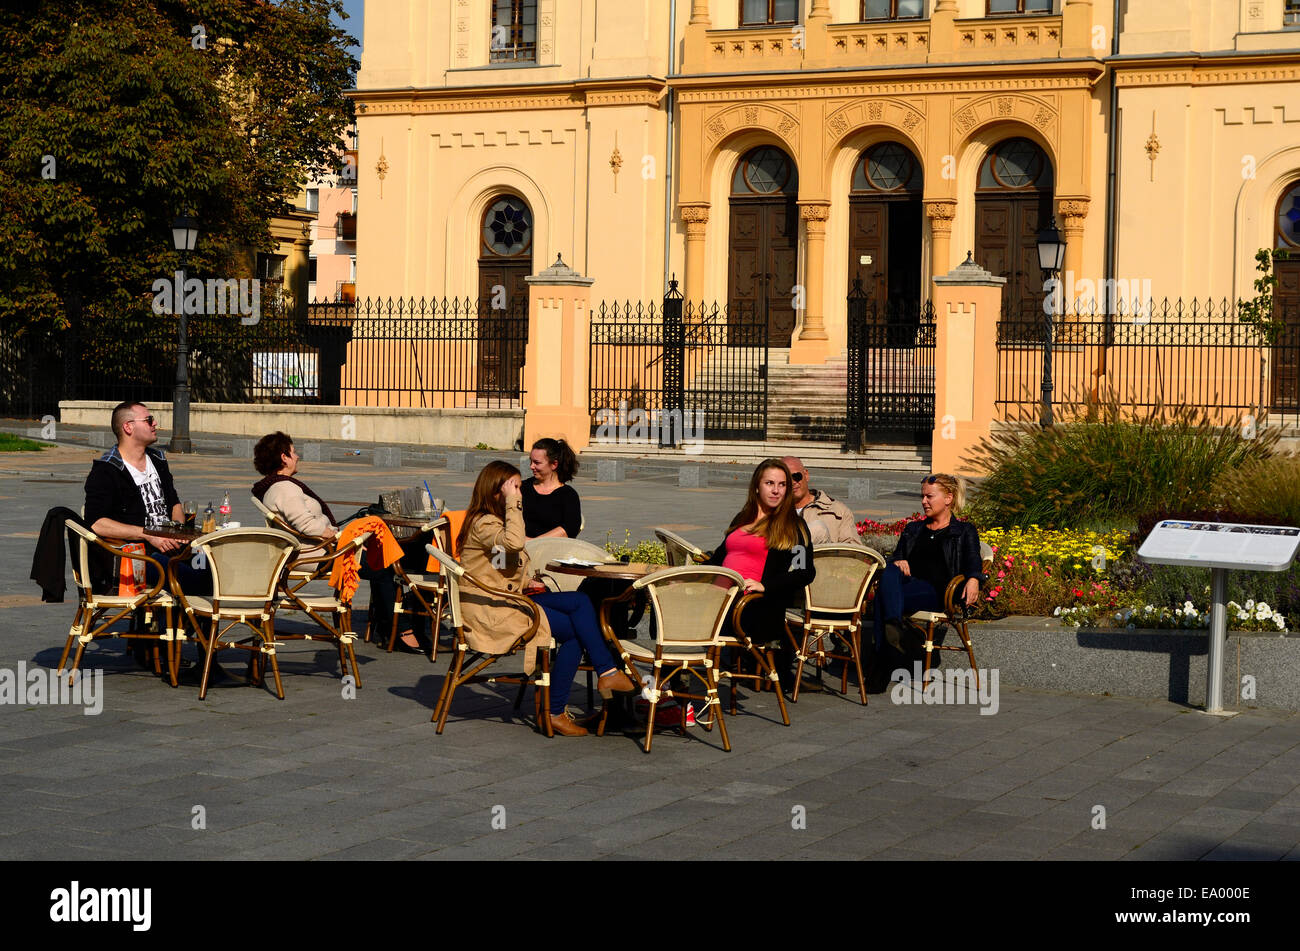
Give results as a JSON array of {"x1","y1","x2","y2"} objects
[{"x1": 1138, "y1": 521, "x2": 1300, "y2": 715}]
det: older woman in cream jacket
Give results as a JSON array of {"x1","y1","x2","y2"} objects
[{"x1": 457, "y1": 461, "x2": 635, "y2": 736}]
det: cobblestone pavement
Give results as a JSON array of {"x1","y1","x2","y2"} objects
[{"x1": 1, "y1": 440, "x2": 1297, "y2": 860}]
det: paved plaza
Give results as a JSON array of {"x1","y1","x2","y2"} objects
[{"x1": 1, "y1": 437, "x2": 1298, "y2": 861}]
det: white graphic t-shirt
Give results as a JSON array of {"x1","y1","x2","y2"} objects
[{"x1": 126, "y1": 455, "x2": 168, "y2": 529}]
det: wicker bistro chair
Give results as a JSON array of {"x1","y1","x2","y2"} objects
[
  {"x1": 719, "y1": 592, "x2": 793, "y2": 726},
  {"x1": 654, "y1": 528, "x2": 711, "y2": 567},
  {"x1": 425, "y1": 545, "x2": 553, "y2": 737},
  {"x1": 385, "y1": 515, "x2": 450, "y2": 661},
  {"x1": 787, "y1": 545, "x2": 885, "y2": 705},
  {"x1": 170, "y1": 528, "x2": 300, "y2": 700},
  {"x1": 525, "y1": 537, "x2": 616, "y2": 592},
  {"x1": 598, "y1": 566, "x2": 745, "y2": 753},
  {"x1": 274, "y1": 531, "x2": 372, "y2": 689},
  {"x1": 907, "y1": 548, "x2": 994, "y2": 689},
  {"x1": 59, "y1": 521, "x2": 182, "y2": 687},
  {"x1": 250, "y1": 495, "x2": 336, "y2": 592}
]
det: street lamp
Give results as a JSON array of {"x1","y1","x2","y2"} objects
[
  {"x1": 1036, "y1": 216, "x2": 1066, "y2": 428},
  {"x1": 169, "y1": 214, "x2": 199, "y2": 453}
]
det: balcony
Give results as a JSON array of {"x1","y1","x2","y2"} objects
[
  {"x1": 953, "y1": 14, "x2": 1062, "y2": 57},
  {"x1": 336, "y1": 211, "x2": 357, "y2": 242},
  {"x1": 827, "y1": 21, "x2": 930, "y2": 63},
  {"x1": 702, "y1": 25, "x2": 807, "y2": 69}
]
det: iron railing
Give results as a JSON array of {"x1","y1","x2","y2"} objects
[
  {"x1": 0, "y1": 297, "x2": 527, "y2": 417},
  {"x1": 589, "y1": 283, "x2": 769, "y2": 442},
  {"x1": 995, "y1": 297, "x2": 1298, "y2": 421},
  {"x1": 844, "y1": 279, "x2": 937, "y2": 450}
]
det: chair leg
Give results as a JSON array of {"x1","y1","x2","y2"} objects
[
  {"x1": 848, "y1": 629, "x2": 868, "y2": 706},
  {"x1": 764, "y1": 647, "x2": 791, "y2": 727},
  {"x1": 430, "y1": 588, "x2": 444, "y2": 663},
  {"x1": 643, "y1": 666, "x2": 663, "y2": 754},
  {"x1": 56, "y1": 608, "x2": 82, "y2": 675},
  {"x1": 920, "y1": 621, "x2": 935, "y2": 682},
  {"x1": 386, "y1": 603, "x2": 400, "y2": 654},
  {"x1": 791, "y1": 630, "x2": 809, "y2": 703},
  {"x1": 958, "y1": 621, "x2": 978, "y2": 690},
  {"x1": 198, "y1": 620, "x2": 219, "y2": 701},
  {"x1": 264, "y1": 622, "x2": 285, "y2": 699},
  {"x1": 708, "y1": 666, "x2": 730, "y2": 753},
  {"x1": 538, "y1": 651, "x2": 553, "y2": 738},
  {"x1": 434, "y1": 648, "x2": 465, "y2": 732}
]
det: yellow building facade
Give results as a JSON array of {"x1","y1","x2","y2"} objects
[{"x1": 351, "y1": 0, "x2": 1300, "y2": 454}]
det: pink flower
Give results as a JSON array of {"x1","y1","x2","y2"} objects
[{"x1": 997, "y1": 570, "x2": 1006, "y2": 579}]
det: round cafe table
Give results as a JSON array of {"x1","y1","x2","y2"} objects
[{"x1": 543, "y1": 560, "x2": 664, "y2": 583}]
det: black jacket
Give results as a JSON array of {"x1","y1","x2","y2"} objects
[
  {"x1": 83, "y1": 445, "x2": 180, "y2": 531},
  {"x1": 705, "y1": 519, "x2": 816, "y2": 615},
  {"x1": 30, "y1": 506, "x2": 84, "y2": 603},
  {"x1": 891, "y1": 518, "x2": 986, "y2": 589}
]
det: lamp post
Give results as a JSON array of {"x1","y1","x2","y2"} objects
[
  {"x1": 169, "y1": 215, "x2": 199, "y2": 453},
  {"x1": 1036, "y1": 216, "x2": 1066, "y2": 429}
]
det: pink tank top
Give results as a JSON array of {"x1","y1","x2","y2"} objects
[{"x1": 722, "y1": 528, "x2": 769, "y2": 582}]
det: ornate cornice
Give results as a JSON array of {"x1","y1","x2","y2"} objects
[
  {"x1": 350, "y1": 78, "x2": 666, "y2": 116},
  {"x1": 680, "y1": 204, "x2": 710, "y2": 233},
  {"x1": 1112, "y1": 58, "x2": 1300, "y2": 89}
]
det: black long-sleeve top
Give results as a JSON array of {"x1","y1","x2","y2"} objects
[
  {"x1": 891, "y1": 518, "x2": 986, "y2": 591},
  {"x1": 520, "y1": 478, "x2": 582, "y2": 538}
]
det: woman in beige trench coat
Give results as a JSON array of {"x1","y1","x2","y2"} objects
[{"x1": 457, "y1": 461, "x2": 636, "y2": 736}]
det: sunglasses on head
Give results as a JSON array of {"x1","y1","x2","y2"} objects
[{"x1": 924, "y1": 476, "x2": 939, "y2": 484}]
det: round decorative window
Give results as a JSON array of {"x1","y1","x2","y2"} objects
[
  {"x1": 981, "y1": 137, "x2": 1050, "y2": 189},
  {"x1": 865, "y1": 143, "x2": 917, "y2": 191},
  {"x1": 482, "y1": 196, "x2": 532, "y2": 256},
  {"x1": 734, "y1": 147, "x2": 796, "y2": 195},
  {"x1": 1278, "y1": 182, "x2": 1300, "y2": 249}
]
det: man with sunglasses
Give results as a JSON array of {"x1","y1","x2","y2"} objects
[
  {"x1": 781, "y1": 456, "x2": 862, "y2": 547},
  {"x1": 84, "y1": 402, "x2": 212, "y2": 588}
]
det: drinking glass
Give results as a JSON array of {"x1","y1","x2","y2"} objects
[{"x1": 183, "y1": 501, "x2": 197, "y2": 529}]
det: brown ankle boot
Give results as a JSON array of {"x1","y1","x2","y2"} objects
[{"x1": 549, "y1": 711, "x2": 589, "y2": 737}]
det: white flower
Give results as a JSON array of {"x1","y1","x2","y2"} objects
[
  {"x1": 1053, "y1": 606, "x2": 1061, "y2": 616},
  {"x1": 1257, "y1": 602, "x2": 1272, "y2": 616},
  {"x1": 1183, "y1": 601, "x2": 1195, "y2": 611},
  {"x1": 1245, "y1": 599, "x2": 1255, "y2": 610},
  {"x1": 1237, "y1": 611, "x2": 1250, "y2": 621}
]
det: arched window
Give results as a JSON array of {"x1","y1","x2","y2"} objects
[
  {"x1": 491, "y1": 0, "x2": 537, "y2": 63},
  {"x1": 481, "y1": 195, "x2": 532, "y2": 257},
  {"x1": 977, "y1": 136, "x2": 1054, "y2": 191},
  {"x1": 1278, "y1": 181, "x2": 1300, "y2": 249},
  {"x1": 852, "y1": 142, "x2": 922, "y2": 194},
  {"x1": 731, "y1": 146, "x2": 798, "y2": 196}
]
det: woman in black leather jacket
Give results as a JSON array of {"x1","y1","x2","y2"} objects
[{"x1": 873, "y1": 474, "x2": 985, "y2": 671}]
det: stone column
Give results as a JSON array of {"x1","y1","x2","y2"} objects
[
  {"x1": 928, "y1": 0, "x2": 958, "y2": 57},
  {"x1": 688, "y1": 0, "x2": 711, "y2": 24},
  {"x1": 1057, "y1": 198, "x2": 1089, "y2": 302},
  {"x1": 924, "y1": 199, "x2": 957, "y2": 281},
  {"x1": 930, "y1": 255, "x2": 1006, "y2": 477},
  {"x1": 523, "y1": 255, "x2": 596, "y2": 453},
  {"x1": 804, "y1": 0, "x2": 832, "y2": 66},
  {"x1": 790, "y1": 201, "x2": 831, "y2": 365},
  {"x1": 1062, "y1": 0, "x2": 1096, "y2": 56},
  {"x1": 680, "y1": 203, "x2": 710, "y2": 304}
]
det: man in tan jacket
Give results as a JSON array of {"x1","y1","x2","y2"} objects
[{"x1": 782, "y1": 456, "x2": 862, "y2": 547}]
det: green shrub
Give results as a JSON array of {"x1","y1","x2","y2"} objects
[
  {"x1": 964, "y1": 400, "x2": 1277, "y2": 529},
  {"x1": 603, "y1": 530, "x2": 667, "y2": 565},
  {"x1": 1211, "y1": 454, "x2": 1300, "y2": 526}
]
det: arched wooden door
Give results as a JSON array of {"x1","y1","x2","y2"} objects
[
  {"x1": 477, "y1": 195, "x2": 532, "y2": 398},
  {"x1": 1272, "y1": 181, "x2": 1300, "y2": 412},
  {"x1": 848, "y1": 141, "x2": 923, "y2": 306},
  {"x1": 728, "y1": 147, "x2": 799, "y2": 347},
  {"x1": 974, "y1": 138, "x2": 1055, "y2": 328}
]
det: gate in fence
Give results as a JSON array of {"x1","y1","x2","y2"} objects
[{"x1": 843, "y1": 278, "x2": 937, "y2": 451}]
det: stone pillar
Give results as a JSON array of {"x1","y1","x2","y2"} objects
[
  {"x1": 523, "y1": 255, "x2": 596, "y2": 453},
  {"x1": 804, "y1": 0, "x2": 832, "y2": 66},
  {"x1": 1057, "y1": 198, "x2": 1089, "y2": 302},
  {"x1": 688, "y1": 0, "x2": 710, "y2": 24},
  {"x1": 685, "y1": 0, "x2": 711, "y2": 69},
  {"x1": 680, "y1": 203, "x2": 710, "y2": 304},
  {"x1": 928, "y1": 0, "x2": 958, "y2": 58},
  {"x1": 930, "y1": 255, "x2": 1006, "y2": 477},
  {"x1": 1062, "y1": 0, "x2": 1096, "y2": 56},
  {"x1": 790, "y1": 201, "x2": 831, "y2": 365},
  {"x1": 925, "y1": 199, "x2": 957, "y2": 281}
]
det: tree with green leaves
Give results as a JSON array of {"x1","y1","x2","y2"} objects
[{"x1": 0, "y1": 0, "x2": 356, "y2": 393}]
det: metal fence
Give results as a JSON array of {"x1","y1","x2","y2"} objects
[
  {"x1": 996, "y1": 297, "x2": 1298, "y2": 422},
  {"x1": 844, "y1": 280, "x2": 937, "y2": 451},
  {"x1": 0, "y1": 297, "x2": 527, "y2": 418},
  {"x1": 589, "y1": 282, "x2": 769, "y2": 442}
]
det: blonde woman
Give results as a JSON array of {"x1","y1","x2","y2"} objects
[{"x1": 873, "y1": 473, "x2": 985, "y2": 675}]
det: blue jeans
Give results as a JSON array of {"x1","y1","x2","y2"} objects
[
  {"x1": 144, "y1": 548, "x2": 212, "y2": 596},
  {"x1": 530, "y1": 590, "x2": 616, "y2": 714},
  {"x1": 872, "y1": 564, "x2": 940, "y2": 650}
]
